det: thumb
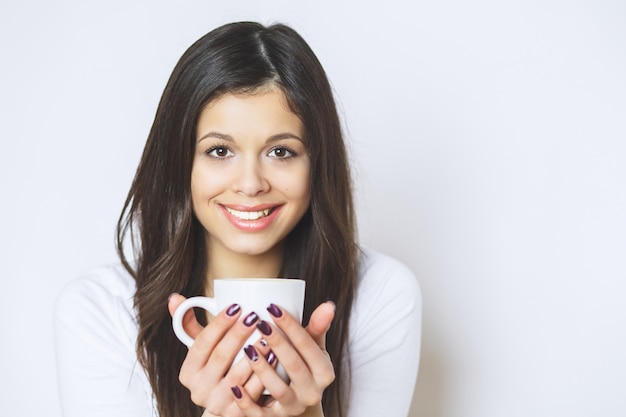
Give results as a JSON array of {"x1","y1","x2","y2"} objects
[{"x1": 305, "y1": 301, "x2": 336, "y2": 349}]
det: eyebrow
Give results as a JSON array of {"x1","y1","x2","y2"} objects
[
  {"x1": 197, "y1": 132, "x2": 234, "y2": 143},
  {"x1": 197, "y1": 131, "x2": 304, "y2": 144}
]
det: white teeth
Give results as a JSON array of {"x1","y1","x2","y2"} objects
[{"x1": 226, "y1": 207, "x2": 270, "y2": 220}]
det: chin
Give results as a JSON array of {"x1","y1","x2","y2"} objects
[{"x1": 226, "y1": 240, "x2": 280, "y2": 257}]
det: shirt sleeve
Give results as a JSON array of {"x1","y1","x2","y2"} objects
[
  {"x1": 54, "y1": 267, "x2": 156, "y2": 417},
  {"x1": 347, "y1": 251, "x2": 422, "y2": 417}
]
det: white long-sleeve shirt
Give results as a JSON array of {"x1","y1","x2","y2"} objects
[{"x1": 54, "y1": 248, "x2": 422, "y2": 417}]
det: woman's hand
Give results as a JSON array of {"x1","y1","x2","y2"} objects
[
  {"x1": 231, "y1": 302, "x2": 336, "y2": 417},
  {"x1": 168, "y1": 294, "x2": 274, "y2": 417}
]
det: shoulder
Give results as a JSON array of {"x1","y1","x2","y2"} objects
[
  {"x1": 55, "y1": 266, "x2": 156, "y2": 416},
  {"x1": 345, "y1": 250, "x2": 422, "y2": 416},
  {"x1": 55, "y1": 264, "x2": 138, "y2": 345},
  {"x1": 356, "y1": 247, "x2": 421, "y2": 305},
  {"x1": 350, "y1": 247, "x2": 422, "y2": 353},
  {"x1": 56, "y1": 264, "x2": 136, "y2": 314}
]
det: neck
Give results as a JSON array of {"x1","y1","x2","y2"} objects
[{"x1": 205, "y1": 241, "x2": 284, "y2": 294}]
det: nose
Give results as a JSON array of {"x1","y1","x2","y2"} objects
[{"x1": 232, "y1": 156, "x2": 270, "y2": 196}]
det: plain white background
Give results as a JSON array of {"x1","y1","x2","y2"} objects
[{"x1": 1, "y1": 1, "x2": 625, "y2": 416}]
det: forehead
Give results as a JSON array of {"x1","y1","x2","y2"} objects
[{"x1": 196, "y1": 88, "x2": 304, "y2": 139}]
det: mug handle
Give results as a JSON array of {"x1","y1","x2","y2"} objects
[{"x1": 172, "y1": 296, "x2": 218, "y2": 347}]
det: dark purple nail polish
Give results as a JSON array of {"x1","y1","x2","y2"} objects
[
  {"x1": 267, "y1": 350, "x2": 277, "y2": 365},
  {"x1": 257, "y1": 320, "x2": 272, "y2": 336},
  {"x1": 231, "y1": 386, "x2": 242, "y2": 399},
  {"x1": 244, "y1": 345, "x2": 259, "y2": 362},
  {"x1": 267, "y1": 303, "x2": 283, "y2": 318},
  {"x1": 243, "y1": 312, "x2": 259, "y2": 327},
  {"x1": 260, "y1": 338, "x2": 268, "y2": 347},
  {"x1": 226, "y1": 303, "x2": 241, "y2": 317}
]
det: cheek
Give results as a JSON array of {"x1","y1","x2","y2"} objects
[
  {"x1": 299, "y1": 178, "x2": 311, "y2": 201},
  {"x1": 190, "y1": 166, "x2": 224, "y2": 204},
  {"x1": 280, "y1": 168, "x2": 310, "y2": 201}
]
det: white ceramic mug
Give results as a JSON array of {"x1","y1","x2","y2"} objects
[{"x1": 172, "y1": 278, "x2": 306, "y2": 384}]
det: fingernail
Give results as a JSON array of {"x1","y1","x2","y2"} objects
[
  {"x1": 267, "y1": 303, "x2": 283, "y2": 318},
  {"x1": 243, "y1": 312, "x2": 259, "y2": 327},
  {"x1": 256, "y1": 320, "x2": 272, "y2": 336},
  {"x1": 267, "y1": 350, "x2": 277, "y2": 365},
  {"x1": 226, "y1": 303, "x2": 241, "y2": 317},
  {"x1": 231, "y1": 385, "x2": 242, "y2": 399},
  {"x1": 244, "y1": 345, "x2": 259, "y2": 362},
  {"x1": 260, "y1": 338, "x2": 268, "y2": 347},
  {"x1": 327, "y1": 300, "x2": 336, "y2": 311}
]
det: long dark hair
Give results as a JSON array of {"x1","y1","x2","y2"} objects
[{"x1": 116, "y1": 22, "x2": 358, "y2": 417}]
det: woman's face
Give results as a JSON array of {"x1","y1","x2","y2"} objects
[{"x1": 191, "y1": 88, "x2": 310, "y2": 259}]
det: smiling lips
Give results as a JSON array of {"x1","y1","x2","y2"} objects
[
  {"x1": 221, "y1": 204, "x2": 282, "y2": 231},
  {"x1": 225, "y1": 207, "x2": 271, "y2": 220}
]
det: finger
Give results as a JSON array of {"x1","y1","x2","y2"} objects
[
  {"x1": 202, "y1": 311, "x2": 260, "y2": 378},
  {"x1": 200, "y1": 358, "x2": 255, "y2": 414},
  {"x1": 265, "y1": 305, "x2": 330, "y2": 368},
  {"x1": 255, "y1": 318, "x2": 312, "y2": 381},
  {"x1": 180, "y1": 304, "x2": 242, "y2": 372},
  {"x1": 168, "y1": 293, "x2": 204, "y2": 338},
  {"x1": 241, "y1": 370, "x2": 270, "y2": 403},
  {"x1": 305, "y1": 301, "x2": 336, "y2": 349},
  {"x1": 241, "y1": 341, "x2": 278, "y2": 400},
  {"x1": 222, "y1": 353, "x2": 276, "y2": 408},
  {"x1": 243, "y1": 344, "x2": 296, "y2": 405},
  {"x1": 231, "y1": 385, "x2": 265, "y2": 417},
  {"x1": 213, "y1": 338, "x2": 276, "y2": 396},
  {"x1": 261, "y1": 306, "x2": 335, "y2": 393}
]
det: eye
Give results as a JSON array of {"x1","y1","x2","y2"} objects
[
  {"x1": 268, "y1": 146, "x2": 296, "y2": 159},
  {"x1": 205, "y1": 146, "x2": 233, "y2": 159}
]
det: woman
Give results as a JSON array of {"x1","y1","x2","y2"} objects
[{"x1": 55, "y1": 21, "x2": 421, "y2": 417}]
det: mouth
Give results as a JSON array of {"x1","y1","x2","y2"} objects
[
  {"x1": 224, "y1": 206, "x2": 274, "y2": 221},
  {"x1": 220, "y1": 204, "x2": 283, "y2": 232}
]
